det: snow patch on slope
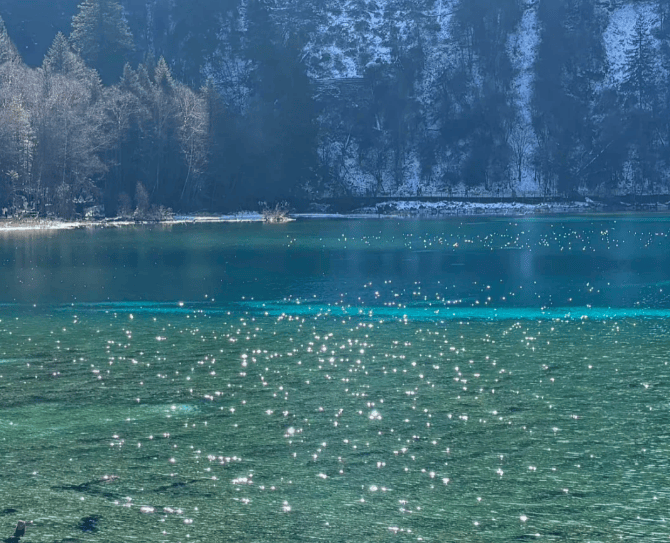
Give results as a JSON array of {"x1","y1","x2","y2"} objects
[
  {"x1": 508, "y1": 1, "x2": 539, "y2": 126},
  {"x1": 306, "y1": 0, "x2": 392, "y2": 79},
  {"x1": 507, "y1": 0, "x2": 540, "y2": 193}
]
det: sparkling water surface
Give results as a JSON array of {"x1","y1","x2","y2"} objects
[{"x1": 1, "y1": 216, "x2": 670, "y2": 542}]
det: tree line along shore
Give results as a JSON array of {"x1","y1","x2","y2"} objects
[{"x1": 2, "y1": 0, "x2": 670, "y2": 221}]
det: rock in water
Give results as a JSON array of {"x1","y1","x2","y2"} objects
[
  {"x1": 4, "y1": 520, "x2": 26, "y2": 543},
  {"x1": 13, "y1": 521, "x2": 25, "y2": 538},
  {"x1": 78, "y1": 516, "x2": 100, "y2": 533}
]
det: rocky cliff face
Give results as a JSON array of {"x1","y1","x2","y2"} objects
[{"x1": 202, "y1": 0, "x2": 669, "y2": 198}]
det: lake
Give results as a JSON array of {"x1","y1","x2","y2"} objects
[{"x1": 1, "y1": 216, "x2": 670, "y2": 542}]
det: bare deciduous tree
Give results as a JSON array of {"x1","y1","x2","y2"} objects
[
  {"x1": 175, "y1": 84, "x2": 209, "y2": 203},
  {"x1": 508, "y1": 122, "x2": 532, "y2": 194}
]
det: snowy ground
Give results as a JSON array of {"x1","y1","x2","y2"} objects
[
  {"x1": 173, "y1": 213, "x2": 268, "y2": 223},
  {"x1": 0, "y1": 214, "x2": 274, "y2": 232},
  {"x1": 507, "y1": 0, "x2": 541, "y2": 193},
  {"x1": 0, "y1": 220, "x2": 88, "y2": 232},
  {"x1": 2, "y1": 199, "x2": 667, "y2": 232}
]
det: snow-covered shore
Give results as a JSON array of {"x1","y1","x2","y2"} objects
[
  {"x1": 0, "y1": 199, "x2": 667, "y2": 232},
  {"x1": 0, "y1": 219, "x2": 85, "y2": 232},
  {"x1": 0, "y1": 214, "x2": 271, "y2": 232}
]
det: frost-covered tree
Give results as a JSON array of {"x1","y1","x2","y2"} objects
[
  {"x1": 0, "y1": 15, "x2": 19, "y2": 65},
  {"x1": 70, "y1": 0, "x2": 134, "y2": 84},
  {"x1": 175, "y1": 83, "x2": 209, "y2": 203},
  {"x1": 0, "y1": 79, "x2": 35, "y2": 213},
  {"x1": 0, "y1": 21, "x2": 32, "y2": 213},
  {"x1": 43, "y1": 32, "x2": 91, "y2": 81}
]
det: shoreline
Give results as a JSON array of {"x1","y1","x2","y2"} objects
[
  {"x1": 1, "y1": 200, "x2": 669, "y2": 231},
  {"x1": 0, "y1": 213, "x2": 274, "y2": 232}
]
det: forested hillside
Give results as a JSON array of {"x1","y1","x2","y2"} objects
[{"x1": 0, "y1": 0, "x2": 669, "y2": 216}]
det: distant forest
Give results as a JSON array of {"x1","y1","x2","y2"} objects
[{"x1": 0, "y1": 0, "x2": 670, "y2": 217}]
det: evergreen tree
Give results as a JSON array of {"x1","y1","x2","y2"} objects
[
  {"x1": 43, "y1": 32, "x2": 88, "y2": 78},
  {"x1": 242, "y1": 0, "x2": 319, "y2": 203},
  {"x1": 154, "y1": 56, "x2": 174, "y2": 92},
  {"x1": 617, "y1": 16, "x2": 661, "y2": 195},
  {"x1": 148, "y1": 57, "x2": 178, "y2": 200},
  {"x1": 622, "y1": 15, "x2": 656, "y2": 111},
  {"x1": 0, "y1": 15, "x2": 19, "y2": 65},
  {"x1": 119, "y1": 62, "x2": 142, "y2": 96},
  {"x1": 657, "y1": 0, "x2": 670, "y2": 37},
  {"x1": 533, "y1": 0, "x2": 608, "y2": 194},
  {"x1": 100, "y1": 66, "x2": 141, "y2": 213},
  {"x1": 70, "y1": 0, "x2": 134, "y2": 84}
]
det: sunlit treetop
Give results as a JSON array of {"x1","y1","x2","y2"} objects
[
  {"x1": 0, "y1": 15, "x2": 20, "y2": 65},
  {"x1": 70, "y1": 0, "x2": 134, "y2": 84}
]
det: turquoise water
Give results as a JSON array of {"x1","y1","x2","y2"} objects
[{"x1": 1, "y1": 217, "x2": 670, "y2": 541}]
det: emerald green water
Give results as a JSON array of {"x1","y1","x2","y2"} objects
[{"x1": 1, "y1": 217, "x2": 670, "y2": 542}]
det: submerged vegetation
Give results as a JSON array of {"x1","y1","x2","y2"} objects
[{"x1": 2, "y1": 217, "x2": 670, "y2": 540}]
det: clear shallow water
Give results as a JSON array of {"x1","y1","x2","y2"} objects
[{"x1": 1, "y1": 217, "x2": 670, "y2": 542}]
